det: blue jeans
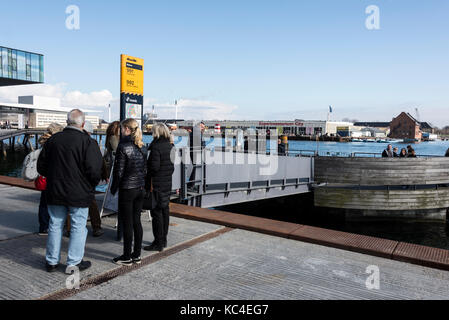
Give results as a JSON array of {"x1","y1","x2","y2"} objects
[{"x1": 46, "y1": 205, "x2": 89, "y2": 266}]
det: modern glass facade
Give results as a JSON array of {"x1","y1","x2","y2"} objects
[{"x1": 0, "y1": 46, "x2": 43, "y2": 84}]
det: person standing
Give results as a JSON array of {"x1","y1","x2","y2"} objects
[
  {"x1": 37, "y1": 109, "x2": 103, "y2": 273},
  {"x1": 104, "y1": 121, "x2": 120, "y2": 174},
  {"x1": 144, "y1": 123, "x2": 175, "y2": 252},
  {"x1": 382, "y1": 144, "x2": 394, "y2": 157},
  {"x1": 36, "y1": 123, "x2": 64, "y2": 235},
  {"x1": 277, "y1": 138, "x2": 286, "y2": 156},
  {"x1": 64, "y1": 121, "x2": 106, "y2": 237},
  {"x1": 110, "y1": 119, "x2": 147, "y2": 265},
  {"x1": 399, "y1": 148, "x2": 407, "y2": 158},
  {"x1": 393, "y1": 147, "x2": 399, "y2": 157}
]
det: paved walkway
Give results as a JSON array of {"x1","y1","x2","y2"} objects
[{"x1": 1, "y1": 184, "x2": 449, "y2": 300}]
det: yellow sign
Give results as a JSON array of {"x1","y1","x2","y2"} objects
[{"x1": 120, "y1": 54, "x2": 144, "y2": 95}]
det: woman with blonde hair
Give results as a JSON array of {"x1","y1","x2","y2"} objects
[
  {"x1": 37, "y1": 123, "x2": 64, "y2": 235},
  {"x1": 110, "y1": 119, "x2": 147, "y2": 265},
  {"x1": 144, "y1": 123, "x2": 174, "y2": 252}
]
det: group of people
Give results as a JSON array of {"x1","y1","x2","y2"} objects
[
  {"x1": 382, "y1": 144, "x2": 417, "y2": 158},
  {"x1": 0, "y1": 120, "x2": 11, "y2": 129},
  {"x1": 36, "y1": 109, "x2": 174, "y2": 274}
]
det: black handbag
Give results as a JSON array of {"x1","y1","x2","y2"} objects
[{"x1": 143, "y1": 190, "x2": 157, "y2": 210}]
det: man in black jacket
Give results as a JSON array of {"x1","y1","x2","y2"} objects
[{"x1": 37, "y1": 109, "x2": 103, "y2": 274}]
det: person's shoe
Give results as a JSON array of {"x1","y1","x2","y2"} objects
[
  {"x1": 132, "y1": 256, "x2": 142, "y2": 264},
  {"x1": 162, "y1": 240, "x2": 167, "y2": 248},
  {"x1": 112, "y1": 255, "x2": 132, "y2": 266},
  {"x1": 38, "y1": 229, "x2": 48, "y2": 236},
  {"x1": 143, "y1": 243, "x2": 163, "y2": 252},
  {"x1": 65, "y1": 260, "x2": 92, "y2": 274},
  {"x1": 45, "y1": 262, "x2": 59, "y2": 273},
  {"x1": 92, "y1": 228, "x2": 104, "y2": 237}
]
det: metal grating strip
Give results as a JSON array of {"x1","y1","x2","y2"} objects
[{"x1": 38, "y1": 227, "x2": 233, "y2": 300}]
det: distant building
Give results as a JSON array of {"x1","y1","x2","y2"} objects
[
  {"x1": 420, "y1": 122, "x2": 435, "y2": 134},
  {"x1": 0, "y1": 96, "x2": 100, "y2": 129},
  {"x1": 389, "y1": 112, "x2": 422, "y2": 141},
  {"x1": 0, "y1": 46, "x2": 44, "y2": 86},
  {"x1": 176, "y1": 119, "x2": 354, "y2": 136}
]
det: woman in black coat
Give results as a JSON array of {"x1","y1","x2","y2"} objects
[
  {"x1": 144, "y1": 123, "x2": 175, "y2": 252},
  {"x1": 111, "y1": 119, "x2": 147, "y2": 265}
]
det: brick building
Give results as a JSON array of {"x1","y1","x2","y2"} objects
[{"x1": 389, "y1": 112, "x2": 422, "y2": 141}]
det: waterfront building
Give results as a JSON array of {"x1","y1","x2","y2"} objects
[
  {"x1": 0, "y1": 96, "x2": 100, "y2": 129},
  {"x1": 0, "y1": 46, "x2": 44, "y2": 86},
  {"x1": 389, "y1": 112, "x2": 422, "y2": 141},
  {"x1": 175, "y1": 119, "x2": 354, "y2": 136}
]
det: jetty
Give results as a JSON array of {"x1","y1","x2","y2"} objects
[
  {"x1": 1, "y1": 177, "x2": 449, "y2": 300},
  {"x1": 314, "y1": 156, "x2": 449, "y2": 221}
]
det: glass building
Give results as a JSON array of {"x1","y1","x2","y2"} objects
[{"x1": 0, "y1": 46, "x2": 43, "y2": 86}]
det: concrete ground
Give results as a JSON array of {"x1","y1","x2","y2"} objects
[{"x1": 1, "y1": 184, "x2": 449, "y2": 300}]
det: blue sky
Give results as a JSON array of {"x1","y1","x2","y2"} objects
[{"x1": 0, "y1": 0, "x2": 448, "y2": 126}]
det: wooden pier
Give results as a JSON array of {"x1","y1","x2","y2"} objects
[{"x1": 314, "y1": 157, "x2": 449, "y2": 221}]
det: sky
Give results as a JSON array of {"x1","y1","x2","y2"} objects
[{"x1": 0, "y1": 0, "x2": 448, "y2": 127}]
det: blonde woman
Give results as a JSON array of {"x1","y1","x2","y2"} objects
[
  {"x1": 37, "y1": 123, "x2": 64, "y2": 235},
  {"x1": 144, "y1": 123, "x2": 174, "y2": 252},
  {"x1": 110, "y1": 119, "x2": 147, "y2": 265}
]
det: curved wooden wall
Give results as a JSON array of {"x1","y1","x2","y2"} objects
[{"x1": 314, "y1": 157, "x2": 449, "y2": 211}]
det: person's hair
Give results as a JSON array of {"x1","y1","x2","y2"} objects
[
  {"x1": 401, "y1": 148, "x2": 407, "y2": 155},
  {"x1": 445, "y1": 148, "x2": 449, "y2": 157},
  {"x1": 39, "y1": 122, "x2": 64, "y2": 145},
  {"x1": 67, "y1": 109, "x2": 85, "y2": 127},
  {"x1": 106, "y1": 121, "x2": 120, "y2": 146},
  {"x1": 152, "y1": 123, "x2": 171, "y2": 140},
  {"x1": 121, "y1": 118, "x2": 144, "y2": 148},
  {"x1": 106, "y1": 121, "x2": 120, "y2": 137}
]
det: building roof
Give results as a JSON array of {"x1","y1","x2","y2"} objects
[
  {"x1": 0, "y1": 101, "x2": 100, "y2": 114},
  {"x1": 420, "y1": 122, "x2": 434, "y2": 129},
  {"x1": 405, "y1": 112, "x2": 420, "y2": 124},
  {"x1": 353, "y1": 122, "x2": 391, "y2": 127}
]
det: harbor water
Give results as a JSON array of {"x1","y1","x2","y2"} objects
[{"x1": 1, "y1": 134, "x2": 449, "y2": 250}]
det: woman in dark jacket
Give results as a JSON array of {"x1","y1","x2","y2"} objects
[
  {"x1": 144, "y1": 123, "x2": 175, "y2": 252},
  {"x1": 111, "y1": 119, "x2": 147, "y2": 265}
]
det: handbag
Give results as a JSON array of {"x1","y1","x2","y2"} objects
[
  {"x1": 143, "y1": 190, "x2": 157, "y2": 210},
  {"x1": 34, "y1": 175, "x2": 47, "y2": 191}
]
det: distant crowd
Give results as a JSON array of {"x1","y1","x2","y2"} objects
[{"x1": 382, "y1": 144, "x2": 449, "y2": 158}]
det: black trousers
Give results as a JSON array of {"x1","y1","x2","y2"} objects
[
  {"x1": 119, "y1": 187, "x2": 144, "y2": 259},
  {"x1": 151, "y1": 190, "x2": 170, "y2": 246}
]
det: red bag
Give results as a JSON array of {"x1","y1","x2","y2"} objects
[{"x1": 34, "y1": 176, "x2": 47, "y2": 191}]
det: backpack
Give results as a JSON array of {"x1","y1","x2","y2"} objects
[{"x1": 22, "y1": 149, "x2": 42, "y2": 181}]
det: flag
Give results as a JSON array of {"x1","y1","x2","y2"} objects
[{"x1": 329, "y1": 106, "x2": 333, "y2": 113}]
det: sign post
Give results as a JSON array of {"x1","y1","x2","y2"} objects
[{"x1": 120, "y1": 54, "x2": 144, "y2": 128}]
